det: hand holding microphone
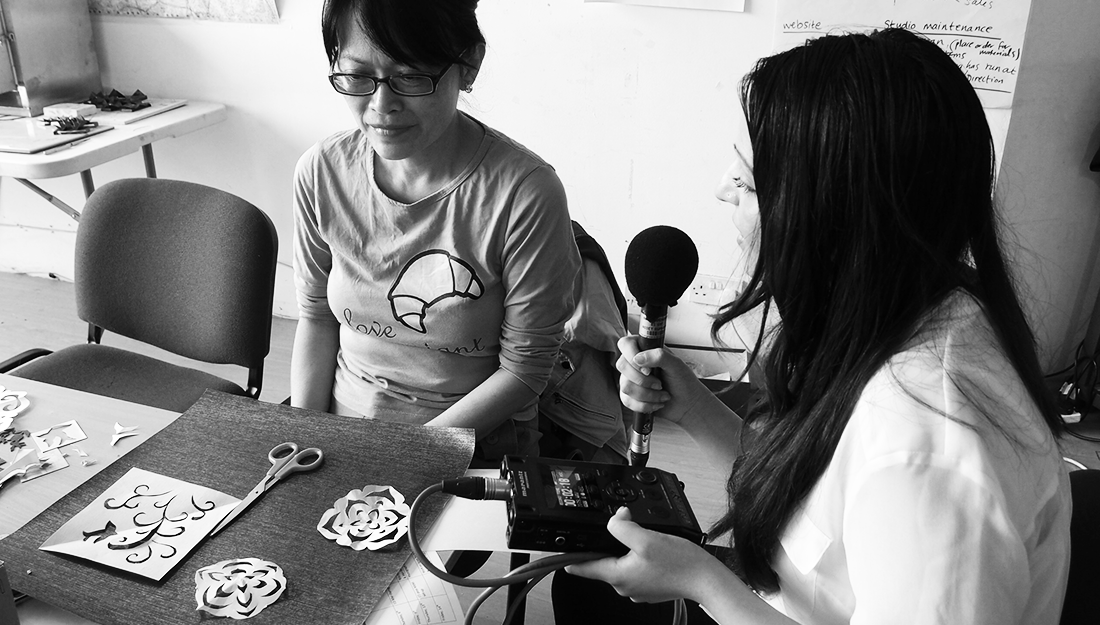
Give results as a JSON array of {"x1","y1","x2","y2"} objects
[{"x1": 623, "y1": 225, "x2": 699, "y2": 467}]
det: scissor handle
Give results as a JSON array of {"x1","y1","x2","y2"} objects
[
  {"x1": 268, "y1": 442, "x2": 300, "y2": 466},
  {"x1": 267, "y1": 443, "x2": 324, "y2": 482}
]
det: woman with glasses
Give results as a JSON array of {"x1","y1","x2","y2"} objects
[
  {"x1": 291, "y1": 0, "x2": 580, "y2": 462},
  {"x1": 568, "y1": 29, "x2": 1071, "y2": 624}
]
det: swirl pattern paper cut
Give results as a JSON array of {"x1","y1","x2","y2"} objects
[
  {"x1": 317, "y1": 485, "x2": 410, "y2": 551},
  {"x1": 39, "y1": 467, "x2": 239, "y2": 580},
  {"x1": 195, "y1": 558, "x2": 286, "y2": 620},
  {"x1": 0, "y1": 386, "x2": 29, "y2": 418}
]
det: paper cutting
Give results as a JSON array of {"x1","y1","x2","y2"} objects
[
  {"x1": 194, "y1": 558, "x2": 287, "y2": 620},
  {"x1": 0, "y1": 386, "x2": 29, "y2": 418},
  {"x1": 111, "y1": 422, "x2": 139, "y2": 446},
  {"x1": 317, "y1": 485, "x2": 410, "y2": 551},
  {"x1": 0, "y1": 448, "x2": 65, "y2": 488},
  {"x1": 1, "y1": 427, "x2": 28, "y2": 452},
  {"x1": 40, "y1": 467, "x2": 239, "y2": 580},
  {"x1": 20, "y1": 448, "x2": 67, "y2": 481},
  {"x1": 31, "y1": 420, "x2": 87, "y2": 452}
]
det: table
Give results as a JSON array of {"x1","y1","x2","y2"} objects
[
  {"x1": 0, "y1": 374, "x2": 179, "y2": 538},
  {"x1": 0, "y1": 376, "x2": 476, "y2": 624},
  {"x1": 0, "y1": 102, "x2": 227, "y2": 220}
]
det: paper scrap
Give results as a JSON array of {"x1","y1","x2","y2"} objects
[
  {"x1": 195, "y1": 558, "x2": 286, "y2": 620},
  {"x1": 31, "y1": 420, "x2": 88, "y2": 452},
  {"x1": 364, "y1": 551, "x2": 464, "y2": 625},
  {"x1": 111, "y1": 422, "x2": 139, "y2": 446},
  {"x1": 20, "y1": 448, "x2": 68, "y2": 481},
  {"x1": 317, "y1": 485, "x2": 410, "y2": 551},
  {"x1": 0, "y1": 427, "x2": 29, "y2": 453},
  {"x1": 0, "y1": 386, "x2": 29, "y2": 418},
  {"x1": 39, "y1": 467, "x2": 239, "y2": 580}
]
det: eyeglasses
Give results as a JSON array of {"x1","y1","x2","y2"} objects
[{"x1": 328, "y1": 64, "x2": 453, "y2": 97}]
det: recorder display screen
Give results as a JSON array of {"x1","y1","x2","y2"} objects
[{"x1": 549, "y1": 466, "x2": 591, "y2": 508}]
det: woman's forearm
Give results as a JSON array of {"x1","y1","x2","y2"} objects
[
  {"x1": 687, "y1": 557, "x2": 798, "y2": 625},
  {"x1": 290, "y1": 317, "x2": 340, "y2": 411},
  {"x1": 425, "y1": 368, "x2": 537, "y2": 438},
  {"x1": 675, "y1": 389, "x2": 745, "y2": 472}
]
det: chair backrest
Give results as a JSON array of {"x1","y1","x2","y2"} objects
[
  {"x1": 74, "y1": 178, "x2": 278, "y2": 391},
  {"x1": 1062, "y1": 468, "x2": 1100, "y2": 625}
]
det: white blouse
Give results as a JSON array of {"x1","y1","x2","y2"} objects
[{"x1": 764, "y1": 293, "x2": 1071, "y2": 624}]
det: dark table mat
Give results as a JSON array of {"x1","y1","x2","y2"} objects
[{"x1": 0, "y1": 390, "x2": 475, "y2": 624}]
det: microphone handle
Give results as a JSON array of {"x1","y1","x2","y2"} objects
[{"x1": 629, "y1": 304, "x2": 668, "y2": 467}]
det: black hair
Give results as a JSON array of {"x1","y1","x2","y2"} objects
[
  {"x1": 709, "y1": 28, "x2": 1062, "y2": 592},
  {"x1": 321, "y1": 0, "x2": 485, "y2": 70}
]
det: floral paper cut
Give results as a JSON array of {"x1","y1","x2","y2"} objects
[
  {"x1": 317, "y1": 485, "x2": 410, "y2": 551},
  {"x1": 195, "y1": 558, "x2": 286, "y2": 620}
]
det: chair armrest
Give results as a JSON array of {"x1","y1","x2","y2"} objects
[{"x1": 0, "y1": 348, "x2": 52, "y2": 373}]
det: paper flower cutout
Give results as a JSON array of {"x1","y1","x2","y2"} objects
[
  {"x1": 195, "y1": 558, "x2": 286, "y2": 620},
  {"x1": 317, "y1": 485, "x2": 410, "y2": 551},
  {"x1": 111, "y1": 422, "x2": 139, "y2": 446},
  {"x1": 0, "y1": 386, "x2": 29, "y2": 418}
]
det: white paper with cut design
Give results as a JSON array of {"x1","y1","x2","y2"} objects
[
  {"x1": 317, "y1": 485, "x2": 411, "y2": 551},
  {"x1": 0, "y1": 386, "x2": 28, "y2": 418},
  {"x1": 39, "y1": 467, "x2": 239, "y2": 580},
  {"x1": 31, "y1": 420, "x2": 87, "y2": 452},
  {"x1": 195, "y1": 558, "x2": 287, "y2": 620}
]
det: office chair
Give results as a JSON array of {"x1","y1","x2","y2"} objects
[
  {"x1": 0, "y1": 178, "x2": 278, "y2": 413},
  {"x1": 1061, "y1": 468, "x2": 1100, "y2": 625}
]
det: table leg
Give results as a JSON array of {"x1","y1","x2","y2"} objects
[
  {"x1": 13, "y1": 179, "x2": 80, "y2": 221},
  {"x1": 0, "y1": 561, "x2": 20, "y2": 625},
  {"x1": 80, "y1": 170, "x2": 95, "y2": 199},
  {"x1": 142, "y1": 144, "x2": 157, "y2": 178},
  {"x1": 506, "y1": 552, "x2": 530, "y2": 625}
]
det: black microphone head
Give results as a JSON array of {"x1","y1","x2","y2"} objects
[{"x1": 624, "y1": 225, "x2": 699, "y2": 307}]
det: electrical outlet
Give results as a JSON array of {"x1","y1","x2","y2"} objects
[{"x1": 689, "y1": 276, "x2": 728, "y2": 307}]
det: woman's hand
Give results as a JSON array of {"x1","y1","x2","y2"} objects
[
  {"x1": 565, "y1": 507, "x2": 720, "y2": 604},
  {"x1": 616, "y1": 335, "x2": 708, "y2": 424}
]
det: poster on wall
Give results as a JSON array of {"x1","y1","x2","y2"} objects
[
  {"x1": 774, "y1": 0, "x2": 1033, "y2": 109},
  {"x1": 89, "y1": 0, "x2": 279, "y2": 23},
  {"x1": 586, "y1": 0, "x2": 745, "y2": 12}
]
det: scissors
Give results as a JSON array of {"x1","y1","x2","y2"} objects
[{"x1": 209, "y1": 442, "x2": 324, "y2": 537}]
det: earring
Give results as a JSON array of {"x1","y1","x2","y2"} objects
[{"x1": 463, "y1": 84, "x2": 474, "y2": 93}]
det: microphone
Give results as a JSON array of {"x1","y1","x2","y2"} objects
[{"x1": 623, "y1": 225, "x2": 699, "y2": 466}]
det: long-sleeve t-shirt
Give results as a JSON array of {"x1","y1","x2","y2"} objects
[{"x1": 292, "y1": 117, "x2": 580, "y2": 422}]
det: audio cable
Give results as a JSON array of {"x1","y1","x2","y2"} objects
[{"x1": 408, "y1": 476, "x2": 690, "y2": 625}]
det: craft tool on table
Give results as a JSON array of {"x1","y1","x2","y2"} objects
[{"x1": 209, "y1": 442, "x2": 324, "y2": 536}]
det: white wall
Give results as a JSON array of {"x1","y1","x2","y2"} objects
[
  {"x1": 996, "y1": 0, "x2": 1100, "y2": 369},
  {"x1": 0, "y1": 0, "x2": 1097, "y2": 370}
]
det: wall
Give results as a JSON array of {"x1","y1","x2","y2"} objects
[
  {"x1": 996, "y1": 0, "x2": 1100, "y2": 369},
  {"x1": 0, "y1": 0, "x2": 1097, "y2": 370}
]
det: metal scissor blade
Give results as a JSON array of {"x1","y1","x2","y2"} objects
[{"x1": 209, "y1": 481, "x2": 268, "y2": 537}]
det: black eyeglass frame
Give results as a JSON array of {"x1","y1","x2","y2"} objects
[{"x1": 328, "y1": 64, "x2": 454, "y2": 97}]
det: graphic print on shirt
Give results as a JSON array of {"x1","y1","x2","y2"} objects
[{"x1": 387, "y1": 250, "x2": 485, "y2": 334}]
